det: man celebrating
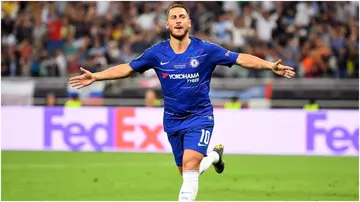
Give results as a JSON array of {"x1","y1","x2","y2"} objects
[{"x1": 69, "y1": 4, "x2": 295, "y2": 201}]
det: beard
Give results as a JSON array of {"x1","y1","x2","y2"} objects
[{"x1": 169, "y1": 27, "x2": 189, "y2": 40}]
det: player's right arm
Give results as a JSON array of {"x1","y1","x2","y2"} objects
[
  {"x1": 69, "y1": 64, "x2": 135, "y2": 89},
  {"x1": 69, "y1": 48, "x2": 154, "y2": 89}
]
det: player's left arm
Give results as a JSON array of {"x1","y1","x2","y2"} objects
[
  {"x1": 236, "y1": 54, "x2": 295, "y2": 78},
  {"x1": 206, "y1": 41, "x2": 295, "y2": 78}
]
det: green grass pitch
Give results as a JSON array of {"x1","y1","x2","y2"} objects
[{"x1": 1, "y1": 151, "x2": 358, "y2": 201}]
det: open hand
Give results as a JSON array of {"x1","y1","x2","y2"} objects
[
  {"x1": 271, "y1": 59, "x2": 296, "y2": 79},
  {"x1": 69, "y1": 67, "x2": 96, "y2": 89}
]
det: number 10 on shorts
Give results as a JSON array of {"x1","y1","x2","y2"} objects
[{"x1": 199, "y1": 129, "x2": 211, "y2": 145}]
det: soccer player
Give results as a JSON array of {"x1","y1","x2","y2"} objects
[{"x1": 69, "y1": 4, "x2": 295, "y2": 201}]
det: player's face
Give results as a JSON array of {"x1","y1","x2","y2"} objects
[{"x1": 166, "y1": 7, "x2": 191, "y2": 40}]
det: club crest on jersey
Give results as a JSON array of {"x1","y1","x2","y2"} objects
[{"x1": 189, "y1": 58, "x2": 199, "y2": 68}]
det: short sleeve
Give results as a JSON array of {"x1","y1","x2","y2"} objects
[
  {"x1": 205, "y1": 41, "x2": 239, "y2": 67},
  {"x1": 129, "y1": 47, "x2": 155, "y2": 74}
]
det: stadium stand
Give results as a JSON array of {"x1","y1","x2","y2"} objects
[{"x1": 1, "y1": 1, "x2": 359, "y2": 109}]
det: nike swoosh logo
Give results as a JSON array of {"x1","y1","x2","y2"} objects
[
  {"x1": 198, "y1": 143, "x2": 207, "y2": 147},
  {"x1": 160, "y1": 61, "x2": 170, "y2": 65}
]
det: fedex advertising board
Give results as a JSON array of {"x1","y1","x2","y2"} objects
[
  {"x1": 43, "y1": 107, "x2": 170, "y2": 152},
  {"x1": 1, "y1": 107, "x2": 358, "y2": 156}
]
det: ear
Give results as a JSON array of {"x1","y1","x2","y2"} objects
[
  {"x1": 165, "y1": 20, "x2": 169, "y2": 30},
  {"x1": 188, "y1": 19, "x2": 192, "y2": 28}
]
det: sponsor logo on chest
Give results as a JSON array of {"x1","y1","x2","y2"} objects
[{"x1": 162, "y1": 72, "x2": 199, "y2": 83}]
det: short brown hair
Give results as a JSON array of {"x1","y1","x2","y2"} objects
[{"x1": 166, "y1": 4, "x2": 190, "y2": 18}]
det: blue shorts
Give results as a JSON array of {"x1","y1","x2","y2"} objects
[{"x1": 167, "y1": 124, "x2": 214, "y2": 166}]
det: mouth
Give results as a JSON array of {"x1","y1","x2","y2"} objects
[{"x1": 174, "y1": 25, "x2": 183, "y2": 30}]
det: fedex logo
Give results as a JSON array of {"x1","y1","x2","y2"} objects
[
  {"x1": 44, "y1": 108, "x2": 164, "y2": 152},
  {"x1": 306, "y1": 112, "x2": 359, "y2": 155}
]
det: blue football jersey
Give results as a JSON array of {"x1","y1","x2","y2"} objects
[{"x1": 129, "y1": 36, "x2": 239, "y2": 132}]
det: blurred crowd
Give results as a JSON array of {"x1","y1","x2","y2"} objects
[{"x1": 1, "y1": 1, "x2": 359, "y2": 79}]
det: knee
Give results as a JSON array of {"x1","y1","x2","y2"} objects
[
  {"x1": 178, "y1": 166, "x2": 183, "y2": 175},
  {"x1": 183, "y1": 157, "x2": 202, "y2": 171}
]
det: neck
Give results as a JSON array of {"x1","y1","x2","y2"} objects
[{"x1": 169, "y1": 34, "x2": 191, "y2": 54}]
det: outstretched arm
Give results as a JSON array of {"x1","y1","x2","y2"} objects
[
  {"x1": 236, "y1": 53, "x2": 295, "y2": 78},
  {"x1": 205, "y1": 41, "x2": 295, "y2": 79},
  {"x1": 93, "y1": 63, "x2": 134, "y2": 80},
  {"x1": 70, "y1": 46, "x2": 155, "y2": 89},
  {"x1": 69, "y1": 64, "x2": 135, "y2": 89},
  {"x1": 236, "y1": 54, "x2": 274, "y2": 70}
]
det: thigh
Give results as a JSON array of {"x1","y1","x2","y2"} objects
[
  {"x1": 167, "y1": 132, "x2": 184, "y2": 167},
  {"x1": 183, "y1": 124, "x2": 214, "y2": 156},
  {"x1": 182, "y1": 149, "x2": 204, "y2": 171}
]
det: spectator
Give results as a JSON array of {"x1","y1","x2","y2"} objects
[
  {"x1": 55, "y1": 49, "x2": 67, "y2": 77},
  {"x1": 224, "y1": 97, "x2": 242, "y2": 110},
  {"x1": 60, "y1": 16, "x2": 75, "y2": 39},
  {"x1": 64, "y1": 93, "x2": 82, "y2": 107},
  {"x1": 303, "y1": 98, "x2": 320, "y2": 111},
  {"x1": 252, "y1": 9, "x2": 278, "y2": 43},
  {"x1": 136, "y1": 3, "x2": 156, "y2": 32},
  {"x1": 46, "y1": 14, "x2": 62, "y2": 55},
  {"x1": 231, "y1": 16, "x2": 255, "y2": 52},
  {"x1": 46, "y1": 93, "x2": 57, "y2": 106},
  {"x1": 145, "y1": 89, "x2": 160, "y2": 108},
  {"x1": 294, "y1": 2, "x2": 315, "y2": 28},
  {"x1": 1, "y1": 1, "x2": 358, "y2": 79},
  {"x1": 211, "y1": 11, "x2": 233, "y2": 46},
  {"x1": 33, "y1": 18, "x2": 46, "y2": 43}
]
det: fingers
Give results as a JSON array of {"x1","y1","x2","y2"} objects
[
  {"x1": 281, "y1": 65, "x2": 294, "y2": 71},
  {"x1": 274, "y1": 59, "x2": 294, "y2": 71},
  {"x1": 69, "y1": 76, "x2": 82, "y2": 83},
  {"x1": 69, "y1": 67, "x2": 90, "y2": 89},
  {"x1": 284, "y1": 69, "x2": 296, "y2": 79},
  {"x1": 69, "y1": 74, "x2": 82, "y2": 81},
  {"x1": 69, "y1": 79, "x2": 82, "y2": 88},
  {"x1": 274, "y1": 59, "x2": 282, "y2": 66},
  {"x1": 70, "y1": 80, "x2": 85, "y2": 90},
  {"x1": 277, "y1": 62, "x2": 294, "y2": 71},
  {"x1": 285, "y1": 69, "x2": 295, "y2": 76},
  {"x1": 69, "y1": 79, "x2": 80, "y2": 86},
  {"x1": 272, "y1": 59, "x2": 296, "y2": 79},
  {"x1": 69, "y1": 68, "x2": 87, "y2": 82},
  {"x1": 75, "y1": 85, "x2": 85, "y2": 90},
  {"x1": 284, "y1": 74, "x2": 292, "y2": 79},
  {"x1": 80, "y1": 67, "x2": 91, "y2": 74},
  {"x1": 71, "y1": 83, "x2": 83, "y2": 89},
  {"x1": 69, "y1": 74, "x2": 85, "y2": 89}
]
